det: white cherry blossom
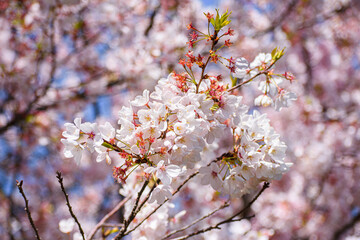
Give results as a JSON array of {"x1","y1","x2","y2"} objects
[
  {"x1": 62, "y1": 118, "x2": 82, "y2": 140},
  {"x1": 59, "y1": 218, "x2": 75, "y2": 233},
  {"x1": 233, "y1": 57, "x2": 249, "y2": 79},
  {"x1": 274, "y1": 90, "x2": 297, "y2": 111},
  {"x1": 148, "y1": 185, "x2": 173, "y2": 204},
  {"x1": 254, "y1": 94, "x2": 273, "y2": 107},
  {"x1": 199, "y1": 162, "x2": 223, "y2": 190},
  {"x1": 145, "y1": 160, "x2": 181, "y2": 185},
  {"x1": 131, "y1": 89, "x2": 149, "y2": 106}
]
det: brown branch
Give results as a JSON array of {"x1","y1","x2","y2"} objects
[
  {"x1": 56, "y1": 171, "x2": 85, "y2": 240},
  {"x1": 162, "y1": 201, "x2": 230, "y2": 240},
  {"x1": 228, "y1": 60, "x2": 276, "y2": 93},
  {"x1": 114, "y1": 180, "x2": 150, "y2": 239},
  {"x1": 122, "y1": 155, "x2": 228, "y2": 238},
  {"x1": 100, "y1": 223, "x2": 124, "y2": 228},
  {"x1": 195, "y1": 31, "x2": 218, "y2": 93},
  {"x1": 16, "y1": 180, "x2": 41, "y2": 240},
  {"x1": 122, "y1": 171, "x2": 200, "y2": 238},
  {"x1": 144, "y1": 4, "x2": 161, "y2": 36},
  {"x1": 134, "y1": 180, "x2": 158, "y2": 216},
  {"x1": 88, "y1": 195, "x2": 131, "y2": 240},
  {"x1": 174, "y1": 182, "x2": 270, "y2": 240}
]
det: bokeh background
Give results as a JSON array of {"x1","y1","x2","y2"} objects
[{"x1": 0, "y1": 0, "x2": 359, "y2": 239}]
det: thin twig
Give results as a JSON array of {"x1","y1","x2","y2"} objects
[
  {"x1": 228, "y1": 61, "x2": 276, "y2": 93},
  {"x1": 88, "y1": 196, "x2": 131, "y2": 240},
  {"x1": 128, "y1": 180, "x2": 150, "y2": 222},
  {"x1": 56, "y1": 171, "x2": 85, "y2": 240},
  {"x1": 114, "y1": 180, "x2": 150, "y2": 239},
  {"x1": 124, "y1": 171, "x2": 200, "y2": 237},
  {"x1": 174, "y1": 182, "x2": 270, "y2": 240},
  {"x1": 134, "y1": 181, "x2": 158, "y2": 216},
  {"x1": 144, "y1": 4, "x2": 161, "y2": 36},
  {"x1": 219, "y1": 182, "x2": 270, "y2": 224},
  {"x1": 195, "y1": 31, "x2": 218, "y2": 93},
  {"x1": 114, "y1": 155, "x2": 231, "y2": 238},
  {"x1": 99, "y1": 223, "x2": 124, "y2": 228},
  {"x1": 162, "y1": 201, "x2": 230, "y2": 240},
  {"x1": 16, "y1": 180, "x2": 41, "y2": 240}
]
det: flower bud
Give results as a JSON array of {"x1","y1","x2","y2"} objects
[{"x1": 254, "y1": 94, "x2": 273, "y2": 107}]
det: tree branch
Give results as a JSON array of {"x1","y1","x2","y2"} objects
[
  {"x1": 16, "y1": 180, "x2": 41, "y2": 240},
  {"x1": 162, "y1": 201, "x2": 230, "y2": 240},
  {"x1": 56, "y1": 171, "x2": 85, "y2": 240},
  {"x1": 174, "y1": 182, "x2": 270, "y2": 240},
  {"x1": 228, "y1": 61, "x2": 276, "y2": 93},
  {"x1": 144, "y1": 4, "x2": 161, "y2": 36},
  {"x1": 114, "y1": 180, "x2": 150, "y2": 239},
  {"x1": 122, "y1": 171, "x2": 200, "y2": 238}
]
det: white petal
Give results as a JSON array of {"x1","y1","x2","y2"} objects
[{"x1": 166, "y1": 165, "x2": 181, "y2": 178}]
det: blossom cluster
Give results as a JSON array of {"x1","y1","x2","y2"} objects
[
  {"x1": 232, "y1": 52, "x2": 297, "y2": 111},
  {"x1": 61, "y1": 63, "x2": 292, "y2": 203}
]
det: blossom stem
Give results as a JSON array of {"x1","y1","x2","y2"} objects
[
  {"x1": 195, "y1": 31, "x2": 218, "y2": 93},
  {"x1": 228, "y1": 60, "x2": 276, "y2": 92}
]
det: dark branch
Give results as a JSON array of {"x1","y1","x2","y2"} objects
[
  {"x1": 123, "y1": 171, "x2": 200, "y2": 238},
  {"x1": 175, "y1": 182, "x2": 270, "y2": 240},
  {"x1": 162, "y1": 201, "x2": 230, "y2": 240},
  {"x1": 144, "y1": 4, "x2": 161, "y2": 36},
  {"x1": 16, "y1": 180, "x2": 41, "y2": 240},
  {"x1": 56, "y1": 171, "x2": 85, "y2": 240},
  {"x1": 114, "y1": 180, "x2": 150, "y2": 239}
]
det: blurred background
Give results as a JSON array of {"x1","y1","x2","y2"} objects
[{"x1": 0, "y1": 0, "x2": 359, "y2": 239}]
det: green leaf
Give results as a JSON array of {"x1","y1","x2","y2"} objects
[
  {"x1": 210, "y1": 103, "x2": 220, "y2": 111},
  {"x1": 271, "y1": 47, "x2": 278, "y2": 58},
  {"x1": 271, "y1": 47, "x2": 286, "y2": 61},
  {"x1": 102, "y1": 141, "x2": 114, "y2": 150},
  {"x1": 210, "y1": 9, "x2": 232, "y2": 31},
  {"x1": 104, "y1": 227, "x2": 119, "y2": 237},
  {"x1": 230, "y1": 74, "x2": 237, "y2": 87},
  {"x1": 74, "y1": 20, "x2": 84, "y2": 30}
]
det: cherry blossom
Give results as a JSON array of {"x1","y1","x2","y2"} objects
[{"x1": 59, "y1": 218, "x2": 75, "y2": 234}]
